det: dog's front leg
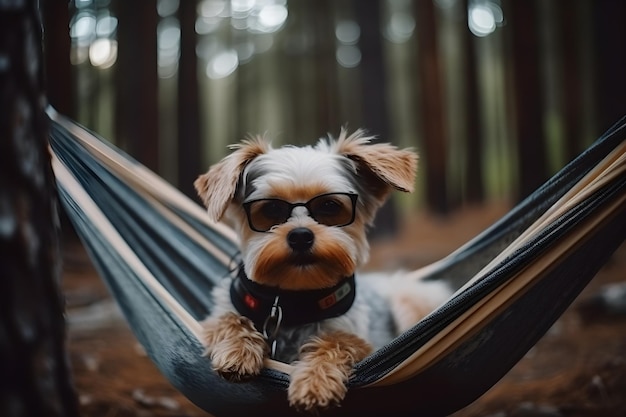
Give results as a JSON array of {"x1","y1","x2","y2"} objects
[
  {"x1": 202, "y1": 312, "x2": 268, "y2": 381},
  {"x1": 288, "y1": 331, "x2": 372, "y2": 413}
]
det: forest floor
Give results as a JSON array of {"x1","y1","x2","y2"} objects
[{"x1": 62, "y1": 202, "x2": 626, "y2": 417}]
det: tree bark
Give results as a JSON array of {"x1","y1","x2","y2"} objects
[
  {"x1": 508, "y1": 0, "x2": 548, "y2": 200},
  {"x1": 177, "y1": 0, "x2": 201, "y2": 197},
  {"x1": 42, "y1": 1, "x2": 73, "y2": 117},
  {"x1": 462, "y1": 0, "x2": 484, "y2": 203},
  {"x1": 593, "y1": 0, "x2": 626, "y2": 133},
  {"x1": 558, "y1": 0, "x2": 584, "y2": 161},
  {"x1": 356, "y1": 0, "x2": 399, "y2": 238},
  {"x1": 0, "y1": 2, "x2": 80, "y2": 417},
  {"x1": 115, "y1": 0, "x2": 159, "y2": 171},
  {"x1": 314, "y1": 0, "x2": 339, "y2": 132},
  {"x1": 415, "y1": 0, "x2": 449, "y2": 214}
]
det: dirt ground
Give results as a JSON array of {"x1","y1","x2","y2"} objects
[{"x1": 62, "y1": 203, "x2": 626, "y2": 417}]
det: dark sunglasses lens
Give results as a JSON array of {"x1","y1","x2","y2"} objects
[
  {"x1": 309, "y1": 194, "x2": 354, "y2": 226},
  {"x1": 248, "y1": 200, "x2": 291, "y2": 231}
]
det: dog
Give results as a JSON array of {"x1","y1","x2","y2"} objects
[{"x1": 194, "y1": 129, "x2": 452, "y2": 413}]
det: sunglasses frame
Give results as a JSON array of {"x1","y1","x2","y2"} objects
[{"x1": 242, "y1": 192, "x2": 358, "y2": 233}]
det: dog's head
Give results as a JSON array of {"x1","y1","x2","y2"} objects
[{"x1": 195, "y1": 129, "x2": 417, "y2": 290}]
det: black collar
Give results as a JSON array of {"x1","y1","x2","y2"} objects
[{"x1": 230, "y1": 265, "x2": 356, "y2": 330}]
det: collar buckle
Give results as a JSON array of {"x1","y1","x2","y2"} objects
[{"x1": 262, "y1": 295, "x2": 283, "y2": 358}]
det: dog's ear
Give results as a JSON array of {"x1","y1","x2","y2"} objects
[
  {"x1": 194, "y1": 137, "x2": 270, "y2": 222},
  {"x1": 332, "y1": 128, "x2": 418, "y2": 200}
]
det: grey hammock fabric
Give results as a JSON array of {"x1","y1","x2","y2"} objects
[{"x1": 49, "y1": 109, "x2": 625, "y2": 417}]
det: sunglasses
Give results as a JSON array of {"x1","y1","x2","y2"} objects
[{"x1": 242, "y1": 192, "x2": 358, "y2": 233}]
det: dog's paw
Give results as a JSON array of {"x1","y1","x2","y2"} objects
[
  {"x1": 210, "y1": 339, "x2": 266, "y2": 381},
  {"x1": 288, "y1": 360, "x2": 348, "y2": 412},
  {"x1": 202, "y1": 312, "x2": 268, "y2": 381},
  {"x1": 287, "y1": 332, "x2": 372, "y2": 413}
]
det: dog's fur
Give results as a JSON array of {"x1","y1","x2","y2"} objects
[{"x1": 194, "y1": 129, "x2": 452, "y2": 412}]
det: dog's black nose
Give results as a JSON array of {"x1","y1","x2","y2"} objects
[{"x1": 287, "y1": 227, "x2": 314, "y2": 252}]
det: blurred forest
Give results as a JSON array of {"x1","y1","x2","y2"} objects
[{"x1": 43, "y1": 0, "x2": 626, "y2": 219}]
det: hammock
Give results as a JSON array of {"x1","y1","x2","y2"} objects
[{"x1": 48, "y1": 107, "x2": 626, "y2": 417}]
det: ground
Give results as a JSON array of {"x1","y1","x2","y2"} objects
[{"x1": 62, "y1": 203, "x2": 626, "y2": 417}]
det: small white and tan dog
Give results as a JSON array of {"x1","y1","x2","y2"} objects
[{"x1": 194, "y1": 129, "x2": 451, "y2": 412}]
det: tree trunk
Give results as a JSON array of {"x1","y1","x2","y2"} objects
[
  {"x1": 42, "y1": 1, "x2": 73, "y2": 117},
  {"x1": 355, "y1": 0, "x2": 389, "y2": 141},
  {"x1": 462, "y1": 0, "x2": 485, "y2": 203},
  {"x1": 115, "y1": 0, "x2": 159, "y2": 171},
  {"x1": 177, "y1": 0, "x2": 201, "y2": 197},
  {"x1": 415, "y1": 0, "x2": 449, "y2": 214},
  {"x1": 558, "y1": 0, "x2": 584, "y2": 161},
  {"x1": 356, "y1": 0, "x2": 399, "y2": 238},
  {"x1": 508, "y1": 0, "x2": 547, "y2": 200},
  {"x1": 0, "y1": 2, "x2": 80, "y2": 417},
  {"x1": 314, "y1": 0, "x2": 339, "y2": 132},
  {"x1": 593, "y1": 0, "x2": 626, "y2": 133}
]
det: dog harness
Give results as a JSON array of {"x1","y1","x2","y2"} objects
[{"x1": 230, "y1": 265, "x2": 356, "y2": 356}]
